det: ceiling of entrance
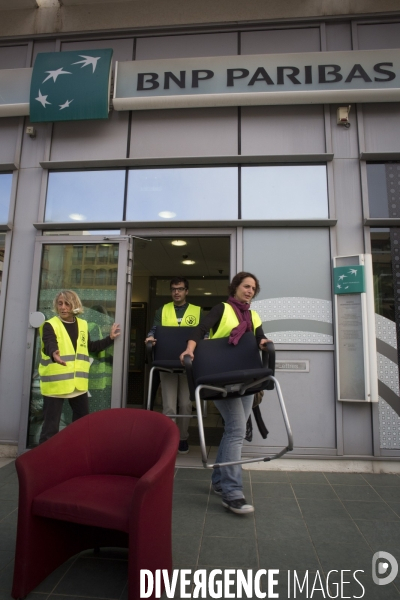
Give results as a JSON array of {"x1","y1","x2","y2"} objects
[{"x1": 133, "y1": 236, "x2": 230, "y2": 279}]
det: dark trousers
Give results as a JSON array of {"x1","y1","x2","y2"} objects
[{"x1": 39, "y1": 393, "x2": 89, "y2": 444}]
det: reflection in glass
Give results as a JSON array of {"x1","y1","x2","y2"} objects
[
  {"x1": 0, "y1": 173, "x2": 12, "y2": 223},
  {"x1": 126, "y1": 167, "x2": 238, "y2": 221},
  {"x1": 241, "y1": 165, "x2": 328, "y2": 219},
  {"x1": 45, "y1": 171, "x2": 125, "y2": 223},
  {"x1": 0, "y1": 233, "x2": 5, "y2": 296},
  {"x1": 367, "y1": 163, "x2": 400, "y2": 218},
  {"x1": 371, "y1": 229, "x2": 394, "y2": 322},
  {"x1": 27, "y1": 243, "x2": 119, "y2": 448}
]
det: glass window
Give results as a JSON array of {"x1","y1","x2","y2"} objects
[
  {"x1": 126, "y1": 167, "x2": 238, "y2": 222},
  {"x1": 367, "y1": 163, "x2": 400, "y2": 218},
  {"x1": 45, "y1": 170, "x2": 125, "y2": 223},
  {"x1": 0, "y1": 173, "x2": 12, "y2": 223},
  {"x1": 371, "y1": 229, "x2": 395, "y2": 321},
  {"x1": 241, "y1": 165, "x2": 329, "y2": 219}
]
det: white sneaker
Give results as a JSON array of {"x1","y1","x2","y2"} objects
[{"x1": 222, "y1": 498, "x2": 254, "y2": 514}]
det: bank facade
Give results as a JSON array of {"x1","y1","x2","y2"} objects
[{"x1": 1, "y1": 1, "x2": 400, "y2": 466}]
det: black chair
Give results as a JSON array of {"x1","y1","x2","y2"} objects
[
  {"x1": 183, "y1": 331, "x2": 293, "y2": 468},
  {"x1": 146, "y1": 325, "x2": 206, "y2": 418}
]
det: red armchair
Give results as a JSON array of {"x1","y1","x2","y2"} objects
[{"x1": 12, "y1": 408, "x2": 179, "y2": 600}]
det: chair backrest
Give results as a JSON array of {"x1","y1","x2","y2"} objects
[
  {"x1": 152, "y1": 325, "x2": 192, "y2": 365},
  {"x1": 19, "y1": 409, "x2": 179, "y2": 487},
  {"x1": 192, "y1": 332, "x2": 263, "y2": 380},
  {"x1": 185, "y1": 332, "x2": 275, "y2": 400}
]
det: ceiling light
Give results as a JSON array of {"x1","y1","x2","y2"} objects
[
  {"x1": 204, "y1": 292, "x2": 212, "y2": 295},
  {"x1": 69, "y1": 213, "x2": 86, "y2": 221},
  {"x1": 171, "y1": 240, "x2": 187, "y2": 246},
  {"x1": 158, "y1": 211, "x2": 176, "y2": 219},
  {"x1": 182, "y1": 260, "x2": 195, "y2": 265}
]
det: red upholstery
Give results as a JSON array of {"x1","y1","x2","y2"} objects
[{"x1": 12, "y1": 408, "x2": 179, "y2": 600}]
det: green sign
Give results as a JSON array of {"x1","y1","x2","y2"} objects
[
  {"x1": 30, "y1": 49, "x2": 113, "y2": 123},
  {"x1": 333, "y1": 265, "x2": 365, "y2": 294}
]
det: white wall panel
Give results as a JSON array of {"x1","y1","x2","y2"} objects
[
  {"x1": 358, "y1": 22, "x2": 400, "y2": 50},
  {"x1": 130, "y1": 107, "x2": 238, "y2": 158},
  {"x1": 241, "y1": 27, "x2": 320, "y2": 55},
  {"x1": 325, "y1": 22, "x2": 352, "y2": 51},
  {"x1": 0, "y1": 45, "x2": 28, "y2": 69},
  {"x1": 51, "y1": 110, "x2": 129, "y2": 161},
  {"x1": 136, "y1": 33, "x2": 237, "y2": 59},
  {"x1": 241, "y1": 105, "x2": 325, "y2": 155},
  {"x1": 363, "y1": 103, "x2": 400, "y2": 153}
]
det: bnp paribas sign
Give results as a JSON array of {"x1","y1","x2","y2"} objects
[{"x1": 29, "y1": 49, "x2": 113, "y2": 122}]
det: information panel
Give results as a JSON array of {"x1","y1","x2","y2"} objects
[
  {"x1": 337, "y1": 294, "x2": 365, "y2": 400},
  {"x1": 333, "y1": 255, "x2": 371, "y2": 402}
]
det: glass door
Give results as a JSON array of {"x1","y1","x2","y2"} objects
[{"x1": 20, "y1": 235, "x2": 132, "y2": 450}]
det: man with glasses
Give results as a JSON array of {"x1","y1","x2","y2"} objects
[{"x1": 145, "y1": 277, "x2": 201, "y2": 453}]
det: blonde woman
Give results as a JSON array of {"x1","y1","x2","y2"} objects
[{"x1": 38, "y1": 290, "x2": 120, "y2": 443}]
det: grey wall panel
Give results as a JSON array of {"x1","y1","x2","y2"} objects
[
  {"x1": 363, "y1": 104, "x2": 400, "y2": 153},
  {"x1": 249, "y1": 351, "x2": 336, "y2": 450},
  {"x1": 51, "y1": 110, "x2": 129, "y2": 161},
  {"x1": 241, "y1": 27, "x2": 320, "y2": 55},
  {"x1": 0, "y1": 118, "x2": 20, "y2": 165},
  {"x1": 325, "y1": 23, "x2": 352, "y2": 51},
  {"x1": 333, "y1": 158, "x2": 364, "y2": 255},
  {"x1": 330, "y1": 104, "x2": 359, "y2": 159},
  {"x1": 61, "y1": 38, "x2": 134, "y2": 67},
  {"x1": 358, "y1": 22, "x2": 400, "y2": 50},
  {"x1": 32, "y1": 40, "x2": 56, "y2": 65},
  {"x1": 130, "y1": 107, "x2": 238, "y2": 158},
  {"x1": 241, "y1": 105, "x2": 325, "y2": 155},
  {"x1": 0, "y1": 45, "x2": 28, "y2": 69},
  {"x1": 243, "y1": 228, "x2": 332, "y2": 301},
  {"x1": 342, "y1": 402, "x2": 373, "y2": 455},
  {"x1": 0, "y1": 168, "x2": 42, "y2": 443},
  {"x1": 20, "y1": 122, "x2": 51, "y2": 169},
  {"x1": 136, "y1": 33, "x2": 238, "y2": 59}
]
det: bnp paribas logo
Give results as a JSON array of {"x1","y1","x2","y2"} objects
[{"x1": 29, "y1": 49, "x2": 113, "y2": 123}]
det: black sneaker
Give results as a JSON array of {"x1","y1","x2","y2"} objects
[
  {"x1": 212, "y1": 485, "x2": 223, "y2": 496},
  {"x1": 222, "y1": 498, "x2": 254, "y2": 514},
  {"x1": 178, "y1": 440, "x2": 189, "y2": 454}
]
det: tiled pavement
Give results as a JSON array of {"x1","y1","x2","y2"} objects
[{"x1": 1, "y1": 460, "x2": 400, "y2": 599}]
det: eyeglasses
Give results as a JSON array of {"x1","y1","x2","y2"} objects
[{"x1": 171, "y1": 287, "x2": 187, "y2": 292}]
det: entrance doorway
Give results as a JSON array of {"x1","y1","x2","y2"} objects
[{"x1": 127, "y1": 234, "x2": 231, "y2": 450}]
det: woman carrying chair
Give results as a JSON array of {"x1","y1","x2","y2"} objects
[{"x1": 180, "y1": 272, "x2": 271, "y2": 515}]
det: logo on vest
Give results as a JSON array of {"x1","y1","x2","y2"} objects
[
  {"x1": 185, "y1": 314, "x2": 197, "y2": 326},
  {"x1": 79, "y1": 331, "x2": 87, "y2": 347}
]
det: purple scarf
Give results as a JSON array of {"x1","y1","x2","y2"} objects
[{"x1": 227, "y1": 297, "x2": 252, "y2": 346}]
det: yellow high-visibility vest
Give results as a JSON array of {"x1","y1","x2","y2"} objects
[
  {"x1": 39, "y1": 316, "x2": 90, "y2": 396},
  {"x1": 210, "y1": 303, "x2": 262, "y2": 339},
  {"x1": 161, "y1": 302, "x2": 201, "y2": 327}
]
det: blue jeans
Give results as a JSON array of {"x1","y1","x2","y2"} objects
[{"x1": 211, "y1": 395, "x2": 253, "y2": 501}]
